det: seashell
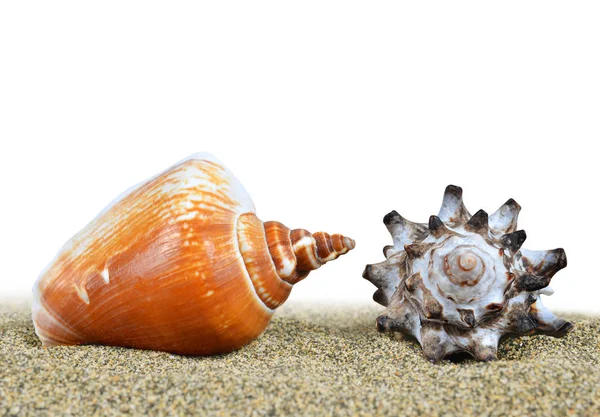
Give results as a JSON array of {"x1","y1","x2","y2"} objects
[
  {"x1": 32, "y1": 153, "x2": 355, "y2": 355},
  {"x1": 362, "y1": 185, "x2": 572, "y2": 363}
]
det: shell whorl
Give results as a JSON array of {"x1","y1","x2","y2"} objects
[
  {"x1": 265, "y1": 221, "x2": 355, "y2": 284},
  {"x1": 443, "y1": 247, "x2": 485, "y2": 287},
  {"x1": 237, "y1": 217, "x2": 355, "y2": 310}
]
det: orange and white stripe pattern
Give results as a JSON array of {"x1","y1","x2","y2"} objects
[{"x1": 32, "y1": 153, "x2": 354, "y2": 355}]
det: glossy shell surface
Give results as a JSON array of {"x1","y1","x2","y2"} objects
[{"x1": 32, "y1": 154, "x2": 354, "y2": 355}]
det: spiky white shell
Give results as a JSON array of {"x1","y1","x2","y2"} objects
[{"x1": 363, "y1": 185, "x2": 572, "y2": 363}]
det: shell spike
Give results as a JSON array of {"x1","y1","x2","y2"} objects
[
  {"x1": 428, "y1": 215, "x2": 452, "y2": 238},
  {"x1": 377, "y1": 293, "x2": 419, "y2": 333},
  {"x1": 500, "y1": 230, "x2": 527, "y2": 252},
  {"x1": 438, "y1": 184, "x2": 470, "y2": 224},
  {"x1": 362, "y1": 254, "x2": 407, "y2": 307},
  {"x1": 516, "y1": 273, "x2": 552, "y2": 291},
  {"x1": 518, "y1": 248, "x2": 567, "y2": 279},
  {"x1": 530, "y1": 298, "x2": 573, "y2": 336},
  {"x1": 383, "y1": 210, "x2": 402, "y2": 226},
  {"x1": 384, "y1": 211, "x2": 428, "y2": 247},
  {"x1": 376, "y1": 311, "x2": 412, "y2": 333},
  {"x1": 489, "y1": 198, "x2": 521, "y2": 235},
  {"x1": 465, "y1": 209, "x2": 489, "y2": 234}
]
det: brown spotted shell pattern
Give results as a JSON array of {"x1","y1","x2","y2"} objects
[
  {"x1": 363, "y1": 185, "x2": 572, "y2": 363},
  {"x1": 32, "y1": 154, "x2": 355, "y2": 355}
]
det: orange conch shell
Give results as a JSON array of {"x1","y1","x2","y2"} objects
[{"x1": 32, "y1": 153, "x2": 355, "y2": 355}]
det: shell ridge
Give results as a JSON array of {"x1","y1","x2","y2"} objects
[
  {"x1": 236, "y1": 213, "x2": 292, "y2": 310},
  {"x1": 32, "y1": 296, "x2": 88, "y2": 346},
  {"x1": 234, "y1": 213, "x2": 276, "y2": 313},
  {"x1": 257, "y1": 225, "x2": 294, "y2": 288},
  {"x1": 262, "y1": 221, "x2": 299, "y2": 284}
]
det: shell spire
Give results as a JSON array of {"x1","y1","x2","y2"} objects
[
  {"x1": 264, "y1": 221, "x2": 355, "y2": 286},
  {"x1": 363, "y1": 184, "x2": 572, "y2": 363}
]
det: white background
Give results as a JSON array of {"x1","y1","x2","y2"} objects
[{"x1": 1, "y1": 2, "x2": 598, "y2": 314}]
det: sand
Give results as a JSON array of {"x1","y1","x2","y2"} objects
[{"x1": 1, "y1": 300, "x2": 599, "y2": 417}]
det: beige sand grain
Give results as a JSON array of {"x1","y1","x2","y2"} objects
[{"x1": 1, "y1": 301, "x2": 599, "y2": 416}]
